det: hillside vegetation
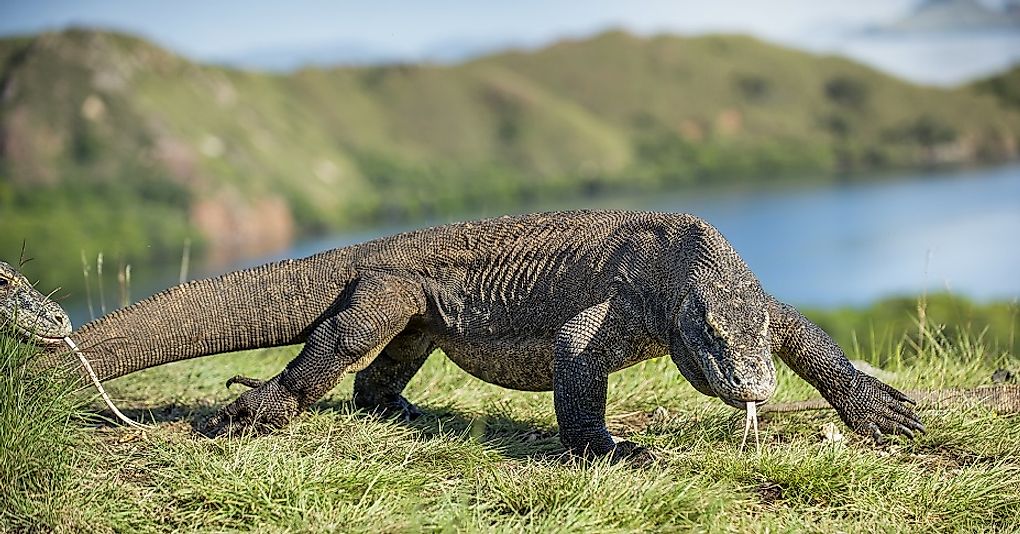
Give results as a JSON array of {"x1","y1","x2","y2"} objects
[
  {"x1": 807, "y1": 293, "x2": 1020, "y2": 363},
  {"x1": 2, "y1": 29, "x2": 1018, "y2": 291},
  {"x1": 974, "y1": 65, "x2": 1020, "y2": 110}
]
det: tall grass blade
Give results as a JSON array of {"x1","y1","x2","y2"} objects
[
  {"x1": 79, "y1": 250, "x2": 94, "y2": 321},
  {"x1": 179, "y1": 238, "x2": 191, "y2": 284},
  {"x1": 96, "y1": 252, "x2": 106, "y2": 315}
]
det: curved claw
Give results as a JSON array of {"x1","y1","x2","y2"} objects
[
  {"x1": 609, "y1": 440, "x2": 657, "y2": 466},
  {"x1": 866, "y1": 422, "x2": 884, "y2": 443},
  {"x1": 203, "y1": 376, "x2": 301, "y2": 438},
  {"x1": 394, "y1": 398, "x2": 423, "y2": 422},
  {"x1": 202, "y1": 401, "x2": 244, "y2": 437},
  {"x1": 881, "y1": 381, "x2": 916, "y2": 406},
  {"x1": 837, "y1": 373, "x2": 925, "y2": 442},
  {"x1": 885, "y1": 407, "x2": 925, "y2": 435},
  {"x1": 226, "y1": 375, "x2": 265, "y2": 389},
  {"x1": 359, "y1": 394, "x2": 423, "y2": 422}
]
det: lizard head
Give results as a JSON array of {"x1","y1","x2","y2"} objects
[
  {"x1": 673, "y1": 278, "x2": 776, "y2": 407},
  {"x1": 0, "y1": 261, "x2": 72, "y2": 344}
]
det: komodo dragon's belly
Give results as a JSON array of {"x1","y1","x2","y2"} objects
[
  {"x1": 433, "y1": 334, "x2": 670, "y2": 392},
  {"x1": 435, "y1": 336, "x2": 557, "y2": 391},
  {"x1": 422, "y1": 281, "x2": 666, "y2": 391}
]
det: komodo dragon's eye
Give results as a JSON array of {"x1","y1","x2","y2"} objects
[
  {"x1": 0, "y1": 278, "x2": 9, "y2": 288},
  {"x1": 704, "y1": 313, "x2": 730, "y2": 344}
]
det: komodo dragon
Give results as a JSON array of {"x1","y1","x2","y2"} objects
[{"x1": 2, "y1": 210, "x2": 927, "y2": 460}]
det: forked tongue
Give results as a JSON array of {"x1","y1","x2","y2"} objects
[
  {"x1": 64, "y1": 336, "x2": 150, "y2": 429},
  {"x1": 738, "y1": 401, "x2": 760, "y2": 454}
]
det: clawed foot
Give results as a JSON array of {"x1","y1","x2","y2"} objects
[
  {"x1": 563, "y1": 432, "x2": 657, "y2": 466},
  {"x1": 355, "y1": 393, "x2": 423, "y2": 423},
  {"x1": 833, "y1": 372, "x2": 926, "y2": 441},
  {"x1": 609, "y1": 440, "x2": 657, "y2": 466},
  {"x1": 203, "y1": 375, "x2": 301, "y2": 437}
]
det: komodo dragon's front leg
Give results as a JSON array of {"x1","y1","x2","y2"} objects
[
  {"x1": 768, "y1": 298, "x2": 925, "y2": 439},
  {"x1": 204, "y1": 276, "x2": 424, "y2": 435},
  {"x1": 554, "y1": 301, "x2": 652, "y2": 462}
]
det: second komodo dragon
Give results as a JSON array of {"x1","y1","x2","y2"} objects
[{"x1": 4, "y1": 210, "x2": 924, "y2": 460}]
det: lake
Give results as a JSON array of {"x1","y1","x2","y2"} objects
[
  {"x1": 257, "y1": 164, "x2": 1020, "y2": 306},
  {"x1": 642, "y1": 165, "x2": 1020, "y2": 307},
  {"x1": 67, "y1": 163, "x2": 1020, "y2": 325}
]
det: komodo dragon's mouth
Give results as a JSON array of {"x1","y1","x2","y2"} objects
[
  {"x1": 721, "y1": 396, "x2": 769, "y2": 409},
  {"x1": 11, "y1": 322, "x2": 69, "y2": 345}
]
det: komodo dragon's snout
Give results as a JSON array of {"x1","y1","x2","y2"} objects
[
  {"x1": 673, "y1": 279, "x2": 777, "y2": 407},
  {"x1": 0, "y1": 261, "x2": 72, "y2": 343}
]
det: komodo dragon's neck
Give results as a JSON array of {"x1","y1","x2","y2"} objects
[{"x1": 42, "y1": 249, "x2": 356, "y2": 382}]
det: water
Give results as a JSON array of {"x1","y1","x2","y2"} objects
[
  {"x1": 261, "y1": 163, "x2": 1020, "y2": 308},
  {"x1": 640, "y1": 165, "x2": 1020, "y2": 307},
  {"x1": 66, "y1": 164, "x2": 1020, "y2": 326}
]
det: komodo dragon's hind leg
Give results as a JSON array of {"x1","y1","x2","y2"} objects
[
  {"x1": 353, "y1": 332, "x2": 435, "y2": 421},
  {"x1": 204, "y1": 276, "x2": 424, "y2": 436},
  {"x1": 221, "y1": 334, "x2": 434, "y2": 422}
]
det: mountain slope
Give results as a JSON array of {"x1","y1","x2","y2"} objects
[
  {"x1": 1, "y1": 28, "x2": 1018, "y2": 292},
  {"x1": 973, "y1": 65, "x2": 1020, "y2": 109}
]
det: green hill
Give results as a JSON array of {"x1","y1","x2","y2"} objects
[
  {"x1": 1, "y1": 28, "x2": 1018, "y2": 291},
  {"x1": 973, "y1": 65, "x2": 1020, "y2": 109}
]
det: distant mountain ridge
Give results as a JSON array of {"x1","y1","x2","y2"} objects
[
  {"x1": 218, "y1": 36, "x2": 526, "y2": 72},
  {"x1": 871, "y1": 0, "x2": 1020, "y2": 34},
  {"x1": 1, "y1": 28, "x2": 1018, "y2": 291}
]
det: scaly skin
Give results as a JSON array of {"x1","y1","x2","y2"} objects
[
  {"x1": 5, "y1": 210, "x2": 924, "y2": 459},
  {"x1": 0, "y1": 261, "x2": 72, "y2": 342}
]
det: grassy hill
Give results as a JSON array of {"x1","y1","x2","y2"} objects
[
  {"x1": 2, "y1": 28, "x2": 1018, "y2": 292},
  {"x1": 974, "y1": 65, "x2": 1020, "y2": 109}
]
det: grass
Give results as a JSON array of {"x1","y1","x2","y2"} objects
[
  {"x1": 2, "y1": 313, "x2": 1019, "y2": 532},
  {"x1": 0, "y1": 329, "x2": 88, "y2": 531}
]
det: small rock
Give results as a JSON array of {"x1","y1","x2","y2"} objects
[
  {"x1": 992, "y1": 369, "x2": 1015, "y2": 384},
  {"x1": 819, "y1": 422, "x2": 844, "y2": 444}
]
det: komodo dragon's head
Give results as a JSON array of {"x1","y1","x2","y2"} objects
[
  {"x1": 673, "y1": 276, "x2": 776, "y2": 408},
  {"x1": 0, "y1": 261, "x2": 72, "y2": 344}
]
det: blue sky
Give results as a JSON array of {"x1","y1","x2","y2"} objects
[
  {"x1": 0, "y1": 1, "x2": 911, "y2": 60},
  {"x1": 1, "y1": 1, "x2": 1017, "y2": 84}
]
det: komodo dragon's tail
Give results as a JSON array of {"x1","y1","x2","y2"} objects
[
  {"x1": 762, "y1": 384, "x2": 1020, "y2": 415},
  {"x1": 33, "y1": 249, "x2": 356, "y2": 383}
]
